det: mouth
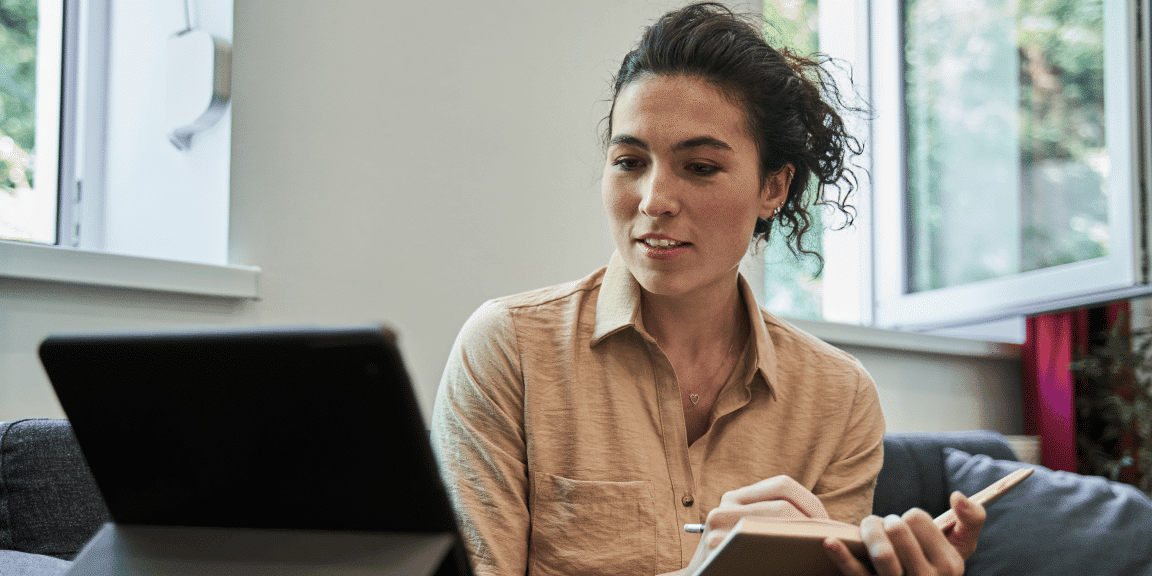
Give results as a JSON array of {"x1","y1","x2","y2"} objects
[
  {"x1": 636, "y1": 235, "x2": 692, "y2": 254},
  {"x1": 640, "y1": 237, "x2": 689, "y2": 248}
]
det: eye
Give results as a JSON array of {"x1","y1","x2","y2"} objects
[
  {"x1": 612, "y1": 157, "x2": 644, "y2": 171},
  {"x1": 687, "y1": 162, "x2": 719, "y2": 176}
]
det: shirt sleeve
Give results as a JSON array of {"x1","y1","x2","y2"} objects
[
  {"x1": 431, "y1": 300, "x2": 531, "y2": 576},
  {"x1": 814, "y1": 361, "x2": 886, "y2": 525}
]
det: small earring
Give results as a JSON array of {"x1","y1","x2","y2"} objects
[{"x1": 776, "y1": 167, "x2": 794, "y2": 219}]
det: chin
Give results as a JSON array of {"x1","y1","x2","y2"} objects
[
  {"x1": 628, "y1": 267, "x2": 702, "y2": 298},
  {"x1": 627, "y1": 261, "x2": 741, "y2": 303}
]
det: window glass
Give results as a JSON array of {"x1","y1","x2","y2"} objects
[
  {"x1": 0, "y1": 0, "x2": 60, "y2": 245},
  {"x1": 762, "y1": 0, "x2": 826, "y2": 321},
  {"x1": 904, "y1": 0, "x2": 1107, "y2": 293}
]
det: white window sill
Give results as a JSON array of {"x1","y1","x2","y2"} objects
[
  {"x1": 0, "y1": 241, "x2": 260, "y2": 299},
  {"x1": 788, "y1": 317, "x2": 1022, "y2": 360}
]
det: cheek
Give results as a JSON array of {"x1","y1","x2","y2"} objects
[
  {"x1": 699, "y1": 198, "x2": 760, "y2": 231},
  {"x1": 601, "y1": 176, "x2": 636, "y2": 225}
]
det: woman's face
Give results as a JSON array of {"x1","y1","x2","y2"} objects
[{"x1": 602, "y1": 74, "x2": 789, "y2": 301}]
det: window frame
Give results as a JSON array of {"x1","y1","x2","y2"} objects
[
  {"x1": 0, "y1": 0, "x2": 257, "y2": 299},
  {"x1": 868, "y1": 0, "x2": 1150, "y2": 332}
]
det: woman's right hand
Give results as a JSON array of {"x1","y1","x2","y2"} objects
[{"x1": 677, "y1": 476, "x2": 829, "y2": 576}]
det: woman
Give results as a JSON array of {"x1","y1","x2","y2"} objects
[{"x1": 431, "y1": 3, "x2": 985, "y2": 575}]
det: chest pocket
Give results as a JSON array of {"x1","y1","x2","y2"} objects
[{"x1": 528, "y1": 473, "x2": 656, "y2": 576}]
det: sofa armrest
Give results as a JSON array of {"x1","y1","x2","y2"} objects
[
  {"x1": 874, "y1": 430, "x2": 1018, "y2": 518},
  {"x1": 0, "y1": 419, "x2": 111, "y2": 560},
  {"x1": 0, "y1": 549, "x2": 71, "y2": 576}
]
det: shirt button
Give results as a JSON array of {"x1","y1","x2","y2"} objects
[{"x1": 682, "y1": 495, "x2": 694, "y2": 507}]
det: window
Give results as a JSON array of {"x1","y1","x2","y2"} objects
[
  {"x1": 763, "y1": 0, "x2": 1150, "y2": 341},
  {"x1": 762, "y1": 0, "x2": 873, "y2": 326},
  {"x1": 0, "y1": 0, "x2": 62, "y2": 245},
  {"x1": 761, "y1": 0, "x2": 825, "y2": 321},
  {"x1": 872, "y1": 0, "x2": 1147, "y2": 332},
  {"x1": 0, "y1": 0, "x2": 255, "y2": 298}
]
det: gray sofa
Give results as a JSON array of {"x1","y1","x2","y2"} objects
[
  {"x1": 0, "y1": 419, "x2": 109, "y2": 576},
  {"x1": 877, "y1": 431, "x2": 1152, "y2": 575},
  {"x1": 2, "y1": 418, "x2": 1151, "y2": 575}
]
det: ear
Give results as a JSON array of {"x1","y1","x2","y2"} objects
[{"x1": 758, "y1": 164, "x2": 793, "y2": 220}]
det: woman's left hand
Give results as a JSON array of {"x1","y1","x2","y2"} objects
[{"x1": 823, "y1": 491, "x2": 987, "y2": 576}]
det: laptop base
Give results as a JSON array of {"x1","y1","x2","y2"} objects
[{"x1": 65, "y1": 523, "x2": 455, "y2": 576}]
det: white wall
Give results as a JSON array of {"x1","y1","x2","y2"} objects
[
  {"x1": 0, "y1": 0, "x2": 1023, "y2": 434},
  {"x1": 843, "y1": 346, "x2": 1024, "y2": 434}
]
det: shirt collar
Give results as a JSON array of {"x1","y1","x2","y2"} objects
[
  {"x1": 592, "y1": 251, "x2": 641, "y2": 345},
  {"x1": 591, "y1": 251, "x2": 780, "y2": 400},
  {"x1": 742, "y1": 275, "x2": 780, "y2": 402}
]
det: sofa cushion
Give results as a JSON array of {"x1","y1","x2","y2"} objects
[
  {"x1": 945, "y1": 447, "x2": 1152, "y2": 576},
  {"x1": 875, "y1": 431, "x2": 1018, "y2": 518},
  {"x1": 0, "y1": 419, "x2": 110, "y2": 560}
]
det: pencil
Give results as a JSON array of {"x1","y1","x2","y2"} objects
[{"x1": 933, "y1": 467, "x2": 1033, "y2": 532}]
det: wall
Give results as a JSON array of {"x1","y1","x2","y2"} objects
[
  {"x1": 844, "y1": 346, "x2": 1023, "y2": 434},
  {"x1": 0, "y1": 0, "x2": 1023, "y2": 434}
]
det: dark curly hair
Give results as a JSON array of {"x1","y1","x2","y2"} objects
[{"x1": 605, "y1": 2, "x2": 863, "y2": 262}]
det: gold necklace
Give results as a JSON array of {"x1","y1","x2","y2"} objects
[{"x1": 686, "y1": 330, "x2": 739, "y2": 407}]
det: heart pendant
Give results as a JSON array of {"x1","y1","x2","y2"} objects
[{"x1": 689, "y1": 393, "x2": 700, "y2": 405}]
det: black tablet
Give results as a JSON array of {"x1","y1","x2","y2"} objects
[{"x1": 38, "y1": 325, "x2": 460, "y2": 540}]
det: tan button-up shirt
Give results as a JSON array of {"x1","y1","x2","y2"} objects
[{"x1": 431, "y1": 254, "x2": 885, "y2": 576}]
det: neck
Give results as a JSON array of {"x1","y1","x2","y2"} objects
[{"x1": 640, "y1": 277, "x2": 747, "y2": 356}]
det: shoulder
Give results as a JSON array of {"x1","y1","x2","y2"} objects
[
  {"x1": 487, "y1": 267, "x2": 606, "y2": 314},
  {"x1": 760, "y1": 309, "x2": 869, "y2": 378},
  {"x1": 755, "y1": 308, "x2": 879, "y2": 424},
  {"x1": 438, "y1": 268, "x2": 607, "y2": 422},
  {"x1": 753, "y1": 310, "x2": 884, "y2": 467},
  {"x1": 455, "y1": 267, "x2": 607, "y2": 348}
]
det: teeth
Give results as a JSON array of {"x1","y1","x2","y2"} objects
[{"x1": 644, "y1": 238, "x2": 683, "y2": 248}]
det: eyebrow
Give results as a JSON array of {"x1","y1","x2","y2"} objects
[{"x1": 607, "y1": 134, "x2": 734, "y2": 153}]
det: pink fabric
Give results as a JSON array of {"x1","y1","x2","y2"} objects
[
  {"x1": 1023, "y1": 302, "x2": 1132, "y2": 474},
  {"x1": 1022, "y1": 310, "x2": 1086, "y2": 472}
]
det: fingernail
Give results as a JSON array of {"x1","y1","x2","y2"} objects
[
  {"x1": 955, "y1": 493, "x2": 971, "y2": 511},
  {"x1": 884, "y1": 514, "x2": 901, "y2": 529},
  {"x1": 868, "y1": 542, "x2": 890, "y2": 559}
]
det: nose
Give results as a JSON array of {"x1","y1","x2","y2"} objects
[{"x1": 638, "y1": 166, "x2": 681, "y2": 218}]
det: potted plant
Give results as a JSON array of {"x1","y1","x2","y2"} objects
[{"x1": 1069, "y1": 309, "x2": 1152, "y2": 495}]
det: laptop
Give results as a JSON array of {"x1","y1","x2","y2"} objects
[{"x1": 39, "y1": 324, "x2": 473, "y2": 576}]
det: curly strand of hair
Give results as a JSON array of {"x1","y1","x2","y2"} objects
[{"x1": 756, "y1": 46, "x2": 867, "y2": 271}]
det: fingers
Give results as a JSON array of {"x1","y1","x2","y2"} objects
[
  {"x1": 858, "y1": 511, "x2": 966, "y2": 576},
  {"x1": 717, "y1": 475, "x2": 829, "y2": 519},
  {"x1": 706, "y1": 475, "x2": 821, "y2": 534},
  {"x1": 682, "y1": 526, "x2": 721, "y2": 576},
  {"x1": 903, "y1": 510, "x2": 965, "y2": 575},
  {"x1": 698, "y1": 476, "x2": 827, "y2": 557},
  {"x1": 859, "y1": 514, "x2": 902, "y2": 576},
  {"x1": 945, "y1": 491, "x2": 986, "y2": 559},
  {"x1": 703, "y1": 529, "x2": 728, "y2": 550},
  {"x1": 823, "y1": 537, "x2": 873, "y2": 576},
  {"x1": 705, "y1": 498, "x2": 809, "y2": 531}
]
